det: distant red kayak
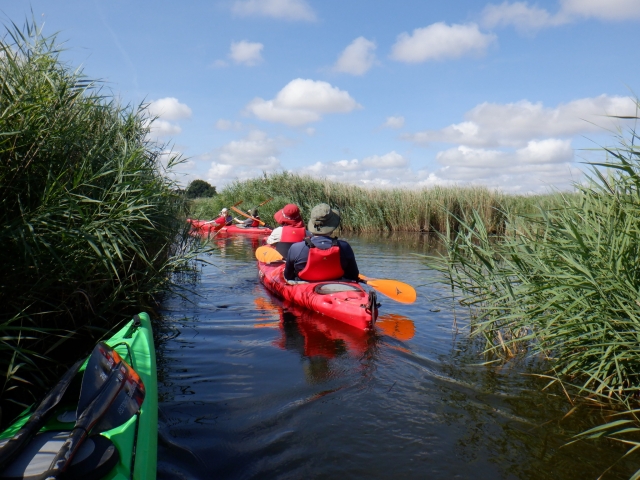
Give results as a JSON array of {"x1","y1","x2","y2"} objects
[
  {"x1": 257, "y1": 260, "x2": 378, "y2": 331},
  {"x1": 188, "y1": 219, "x2": 272, "y2": 235}
]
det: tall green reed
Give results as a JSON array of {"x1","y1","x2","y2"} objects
[
  {"x1": 0, "y1": 20, "x2": 202, "y2": 419},
  {"x1": 190, "y1": 171, "x2": 564, "y2": 234},
  {"x1": 425, "y1": 109, "x2": 640, "y2": 469}
]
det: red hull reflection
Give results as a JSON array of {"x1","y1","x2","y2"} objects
[{"x1": 254, "y1": 296, "x2": 415, "y2": 360}]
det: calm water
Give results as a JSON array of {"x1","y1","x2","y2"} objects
[{"x1": 156, "y1": 233, "x2": 636, "y2": 479}]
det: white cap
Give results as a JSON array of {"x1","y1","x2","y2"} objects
[{"x1": 221, "y1": 208, "x2": 228, "y2": 213}]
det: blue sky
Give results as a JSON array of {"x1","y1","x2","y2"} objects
[{"x1": 4, "y1": 0, "x2": 640, "y2": 193}]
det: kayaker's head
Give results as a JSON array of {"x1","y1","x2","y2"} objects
[
  {"x1": 248, "y1": 208, "x2": 258, "y2": 217},
  {"x1": 308, "y1": 203, "x2": 340, "y2": 235},
  {"x1": 274, "y1": 204, "x2": 303, "y2": 226},
  {"x1": 220, "y1": 208, "x2": 229, "y2": 215}
]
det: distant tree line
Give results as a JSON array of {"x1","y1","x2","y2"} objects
[{"x1": 185, "y1": 179, "x2": 217, "y2": 198}]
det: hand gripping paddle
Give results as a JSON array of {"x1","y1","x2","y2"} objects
[{"x1": 42, "y1": 342, "x2": 145, "y2": 479}]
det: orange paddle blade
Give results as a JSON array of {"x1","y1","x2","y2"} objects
[
  {"x1": 359, "y1": 274, "x2": 417, "y2": 304},
  {"x1": 255, "y1": 245, "x2": 284, "y2": 263}
]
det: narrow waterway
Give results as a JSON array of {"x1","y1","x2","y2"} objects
[{"x1": 156, "y1": 233, "x2": 636, "y2": 479}]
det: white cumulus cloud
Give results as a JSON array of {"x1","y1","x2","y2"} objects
[
  {"x1": 384, "y1": 116, "x2": 405, "y2": 129},
  {"x1": 231, "y1": 0, "x2": 316, "y2": 21},
  {"x1": 229, "y1": 40, "x2": 264, "y2": 66},
  {"x1": 481, "y1": 2, "x2": 569, "y2": 33},
  {"x1": 361, "y1": 151, "x2": 408, "y2": 168},
  {"x1": 436, "y1": 139, "x2": 573, "y2": 168},
  {"x1": 431, "y1": 141, "x2": 582, "y2": 192},
  {"x1": 390, "y1": 23, "x2": 496, "y2": 63},
  {"x1": 481, "y1": 0, "x2": 640, "y2": 33},
  {"x1": 295, "y1": 151, "x2": 418, "y2": 188},
  {"x1": 404, "y1": 95, "x2": 637, "y2": 148},
  {"x1": 333, "y1": 37, "x2": 377, "y2": 75},
  {"x1": 217, "y1": 130, "x2": 280, "y2": 167},
  {"x1": 205, "y1": 130, "x2": 282, "y2": 184},
  {"x1": 561, "y1": 0, "x2": 640, "y2": 20},
  {"x1": 149, "y1": 119, "x2": 182, "y2": 137},
  {"x1": 147, "y1": 97, "x2": 192, "y2": 138},
  {"x1": 246, "y1": 78, "x2": 361, "y2": 126},
  {"x1": 148, "y1": 97, "x2": 192, "y2": 120}
]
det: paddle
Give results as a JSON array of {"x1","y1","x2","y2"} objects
[
  {"x1": 43, "y1": 342, "x2": 145, "y2": 479},
  {"x1": 254, "y1": 246, "x2": 417, "y2": 303},
  {"x1": 230, "y1": 205, "x2": 266, "y2": 226},
  {"x1": 255, "y1": 245, "x2": 284, "y2": 263},
  {"x1": 256, "y1": 197, "x2": 273, "y2": 208},
  {"x1": 358, "y1": 275, "x2": 416, "y2": 304},
  {"x1": 0, "y1": 358, "x2": 85, "y2": 471}
]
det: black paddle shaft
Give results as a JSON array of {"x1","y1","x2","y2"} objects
[
  {"x1": 41, "y1": 342, "x2": 145, "y2": 479},
  {"x1": 0, "y1": 358, "x2": 84, "y2": 471},
  {"x1": 41, "y1": 362, "x2": 129, "y2": 479}
]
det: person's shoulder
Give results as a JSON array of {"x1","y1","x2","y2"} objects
[{"x1": 287, "y1": 240, "x2": 306, "y2": 256}]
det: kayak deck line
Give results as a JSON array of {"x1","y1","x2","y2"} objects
[{"x1": 0, "y1": 313, "x2": 157, "y2": 480}]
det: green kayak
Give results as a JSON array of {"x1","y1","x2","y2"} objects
[{"x1": 0, "y1": 313, "x2": 157, "y2": 480}]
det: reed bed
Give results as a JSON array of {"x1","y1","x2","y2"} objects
[
  {"x1": 190, "y1": 172, "x2": 565, "y2": 234},
  {"x1": 425, "y1": 115, "x2": 640, "y2": 466},
  {"x1": 0, "y1": 21, "x2": 201, "y2": 421}
]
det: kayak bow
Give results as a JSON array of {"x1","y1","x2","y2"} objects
[{"x1": 0, "y1": 313, "x2": 157, "y2": 480}]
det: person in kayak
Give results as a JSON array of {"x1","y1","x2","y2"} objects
[
  {"x1": 284, "y1": 203, "x2": 359, "y2": 282},
  {"x1": 266, "y1": 203, "x2": 309, "y2": 257},
  {"x1": 233, "y1": 208, "x2": 261, "y2": 227},
  {"x1": 208, "y1": 207, "x2": 233, "y2": 227}
]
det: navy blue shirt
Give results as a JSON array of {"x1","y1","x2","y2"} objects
[{"x1": 284, "y1": 235, "x2": 359, "y2": 281}]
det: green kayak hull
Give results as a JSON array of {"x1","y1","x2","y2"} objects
[{"x1": 0, "y1": 312, "x2": 157, "y2": 480}]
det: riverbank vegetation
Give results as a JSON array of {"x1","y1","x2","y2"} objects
[
  {"x1": 0, "y1": 22, "x2": 199, "y2": 424},
  {"x1": 191, "y1": 173, "x2": 567, "y2": 234},
  {"x1": 426, "y1": 115, "x2": 640, "y2": 467}
]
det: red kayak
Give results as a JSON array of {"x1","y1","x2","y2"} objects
[
  {"x1": 188, "y1": 219, "x2": 272, "y2": 235},
  {"x1": 257, "y1": 261, "x2": 378, "y2": 331}
]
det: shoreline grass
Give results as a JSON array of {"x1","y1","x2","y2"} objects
[
  {"x1": 423, "y1": 111, "x2": 640, "y2": 465},
  {"x1": 0, "y1": 21, "x2": 203, "y2": 425},
  {"x1": 190, "y1": 172, "x2": 568, "y2": 235}
]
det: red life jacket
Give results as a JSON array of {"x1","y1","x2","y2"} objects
[
  {"x1": 298, "y1": 237, "x2": 344, "y2": 281},
  {"x1": 276, "y1": 226, "x2": 306, "y2": 257},
  {"x1": 214, "y1": 215, "x2": 232, "y2": 226},
  {"x1": 280, "y1": 226, "x2": 305, "y2": 243}
]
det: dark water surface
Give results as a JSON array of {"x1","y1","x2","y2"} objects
[{"x1": 156, "y1": 233, "x2": 636, "y2": 479}]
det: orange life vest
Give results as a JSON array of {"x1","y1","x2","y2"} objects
[{"x1": 298, "y1": 237, "x2": 344, "y2": 281}]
